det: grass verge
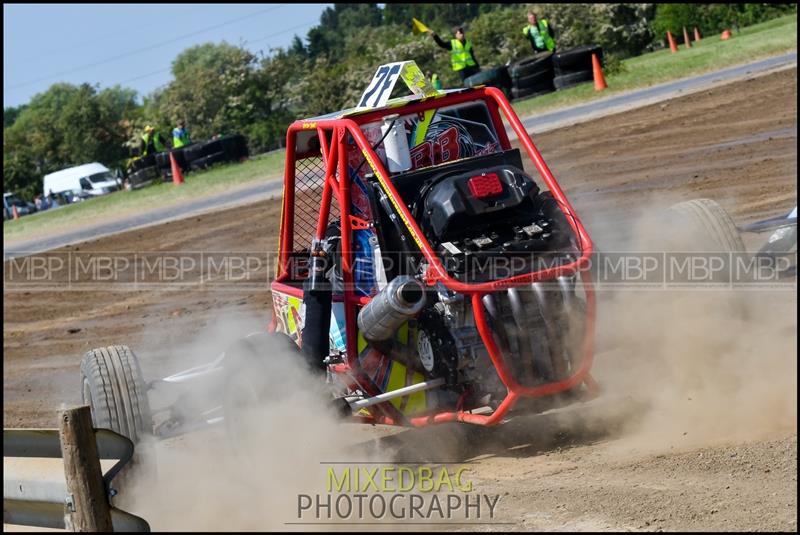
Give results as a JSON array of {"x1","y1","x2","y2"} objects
[
  {"x1": 510, "y1": 13, "x2": 797, "y2": 117},
  {"x1": 4, "y1": 150, "x2": 285, "y2": 243}
]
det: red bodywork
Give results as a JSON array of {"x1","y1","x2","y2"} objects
[{"x1": 271, "y1": 86, "x2": 597, "y2": 427}]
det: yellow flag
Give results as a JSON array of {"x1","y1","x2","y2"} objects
[{"x1": 411, "y1": 18, "x2": 431, "y2": 35}]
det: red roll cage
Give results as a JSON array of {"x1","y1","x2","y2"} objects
[{"x1": 271, "y1": 85, "x2": 597, "y2": 426}]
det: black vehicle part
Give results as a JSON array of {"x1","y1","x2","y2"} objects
[
  {"x1": 510, "y1": 52, "x2": 554, "y2": 80},
  {"x1": 416, "y1": 307, "x2": 460, "y2": 387},
  {"x1": 481, "y1": 277, "x2": 584, "y2": 388},
  {"x1": 414, "y1": 164, "x2": 540, "y2": 240},
  {"x1": 554, "y1": 70, "x2": 593, "y2": 90},
  {"x1": 80, "y1": 345, "x2": 151, "y2": 443},
  {"x1": 553, "y1": 44, "x2": 603, "y2": 74},
  {"x1": 391, "y1": 149, "x2": 525, "y2": 207},
  {"x1": 301, "y1": 243, "x2": 333, "y2": 372},
  {"x1": 190, "y1": 151, "x2": 226, "y2": 171}
]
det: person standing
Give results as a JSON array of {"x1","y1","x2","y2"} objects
[
  {"x1": 523, "y1": 12, "x2": 556, "y2": 53},
  {"x1": 140, "y1": 125, "x2": 167, "y2": 157},
  {"x1": 172, "y1": 120, "x2": 191, "y2": 148},
  {"x1": 429, "y1": 26, "x2": 480, "y2": 83}
]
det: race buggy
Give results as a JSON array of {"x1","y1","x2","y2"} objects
[{"x1": 79, "y1": 61, "x2": 598, "y2": 442}]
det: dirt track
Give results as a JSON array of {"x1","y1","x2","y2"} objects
[{"x1": 3, "y1": 68, "x2": 797, "y2": 531}]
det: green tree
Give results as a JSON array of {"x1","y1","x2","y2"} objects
[{"x1": 4, "y1": 83, "x2": 139, "y2": 199}]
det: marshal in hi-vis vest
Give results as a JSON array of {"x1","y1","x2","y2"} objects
[
  {"x1": 450, "y1": 39, "x2": 477, "y2": 71},
  {"x1": 523, "y1": 19, "x2": 555, "y2": 52}
]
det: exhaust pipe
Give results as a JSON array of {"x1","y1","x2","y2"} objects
[{"x1": 358, "y1": 276, "x2": 426, "y2": 342}]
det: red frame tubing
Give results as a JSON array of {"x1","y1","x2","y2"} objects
[{"x1": 277, "y1": 87, "x2": 597, "y2": 427}]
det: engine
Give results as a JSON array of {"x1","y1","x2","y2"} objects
[
  {"x1": 356, "y1": 163, "x2": 586, "y2": 412},
  {"x1": 413, "y1": 164, "x2": 575, "y2": 282}
]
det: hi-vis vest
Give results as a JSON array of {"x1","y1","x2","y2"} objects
[
  {"x1": 523, "y1": 19, "x2": 555, "y2": 51},
  {"x1": 431, "y1": 73, "x2": 442, "y2": 90},
  {"x1": 142, "y1": 132, "x2": 165, "y2": 155},
  {"x1": 449, "y1": 39, "x2": 477, "y2": 71},
  {"x1": 172, "y1": 127, "x2": 190, "y2": 148}
]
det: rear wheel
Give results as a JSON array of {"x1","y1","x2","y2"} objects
[
  {"x1": 667, "y1": 198, "x2": 746, "y2": 253},
  {"x1": 80, "y1": 345, "x2": 152, "y2": 443}
]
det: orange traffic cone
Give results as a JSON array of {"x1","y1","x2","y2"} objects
[
  {"x1": 694, "y1": 27, "x2": 702, "y2": 41},
  {"x1": 592, "y1": 53, "x2": 607, "y2": 91},
  {"x1": 667, "y1": 31, "x2": 678, "y2": 53},
  {"x1": 12, "y1": 205, "x2": 20, "y2": 220},
  {"x1": 721, "y1": 29, "x2": 731, "y2": 40},
  {"x1": 683, "y1": 26, "x2": 692, "y2": 49},
  {"x1": 170, "y1": 152, "x2": 185, "y2": 185}
]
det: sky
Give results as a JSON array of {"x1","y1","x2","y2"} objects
[{"x1": 3, "y1": 3, "x2": 331, "y2": 108}]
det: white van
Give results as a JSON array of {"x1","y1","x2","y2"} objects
[{"x1": 42, "y1": 162, "x2": 121, "y2": 198}]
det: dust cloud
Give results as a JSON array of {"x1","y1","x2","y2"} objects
[
  {"x1": 115, "y1": 312, "x2": 388, "y2": 531},
  {"x1": 587, "y1": 194, "x2": 797, "y2": 454}
]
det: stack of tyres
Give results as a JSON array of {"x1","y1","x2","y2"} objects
[
  {"x1": 553, "y1": 44, "x2": 602, "y2": 90},
  {"x1": 127, "y1": 154, "x2": 158, "y2": 188},
  {"x1": 183, "y1": 135, "x2": 250, "y2": 171},
  {"x1": 509, "y1": 51, "x2": 555, "y2": 100},
  {"x1": 463, "y1": 66, "x2": 511, "y2": 93},
  {"x1": 128, "y1": 164, "x2": 158, "y2": 189},
  {"x1": 189, "y1": 139, "x2": 227, "y2": 171}
]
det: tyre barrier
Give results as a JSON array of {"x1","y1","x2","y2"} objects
[
  {"x1": 553, "y1": 44, "x2": 603, "y2": 78},
  {"x1": 553, "y1": 69, "x2": 594, "y2": 90},
  {"x1": 190, "y1": 150, "x2": 227, "y2": 171},
  {"x1": 463, "y1": 66, "x2": 510, "y2": 90},
  {"x1": 511, "y1": 85, "x2": 555, "y2": 100},
  {"x1": 130, "y1": 154, "x2": 155, "y2": 172},
  {"x1": 128, "y1": 165, "x2": 158, "y2": 189},
  {"x1": 510, "y1": 51, "x2": 553, "y2": 80}
]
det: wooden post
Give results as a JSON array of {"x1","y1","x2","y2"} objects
[{"x1": 58, "y1": 406, "x2": 113, "y2": 532}]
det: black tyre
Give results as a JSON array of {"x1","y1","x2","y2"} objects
[
  {"x1": 513, "y1": 70, "x2": 555, "y2": 92},
  {"x1": 154, "y1": 152, "x2": 171, "y2": 170},
  {"x1": 553, "y1": 44, "x2": 603, "y2": 73},
  {"x1": 510, "y1": 52, "x2": 553, "y2": 79},
  {"x1": 130, "y1": 154, "x2": 155, "y2": 172},
  {"x1": 201, "y1": 139, "x2": 225, "y2": 157},
  {"x1": 554, "y1": 70, "x2": 593, "y2": 90},
  {"x1": 170, "y1": 147, "x2": 189, "y2": 171},
  {"x1": 183, "y1": 143, "x2": 206, "y2": 164},
  {"x1": 80, "y1": 345, "x2": 151, "y2": 443},
  {"x1": 511, "y1": 85, "x2": 554, "y2": 100},
  {"x1": 668, "y1": 198, "x2": 746, "y2": 253},
  {"x1": 464, "y1": 66, "x2": 509, "y2": 89},
  {"x1": 128, "y1": 166, "x2": 158, "y2": 189},
  {"x1": 190, "y1": 150, "x2": 226, "y2": 171},
  {"x1": 219, "y1": 134, "x2": 249, "y2": 162}
]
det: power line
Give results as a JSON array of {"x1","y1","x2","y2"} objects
[
  {"x1": 246, "y1": 19, "x2": 319, "y2": 46},
  {"x1": 116, "y1": 20, "x2": 318, "y2": 87},
  {"x1": 5, "y1": 5, "x2": 287, "y2": 91}
]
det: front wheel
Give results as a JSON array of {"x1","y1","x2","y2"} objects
[{"x1": 80, "y1": 345, "x2": 152, "y2": 443}]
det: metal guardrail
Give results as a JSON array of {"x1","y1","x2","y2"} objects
[{"x1": 3, "y1": 407, "x2": 150, "y2": 532}]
